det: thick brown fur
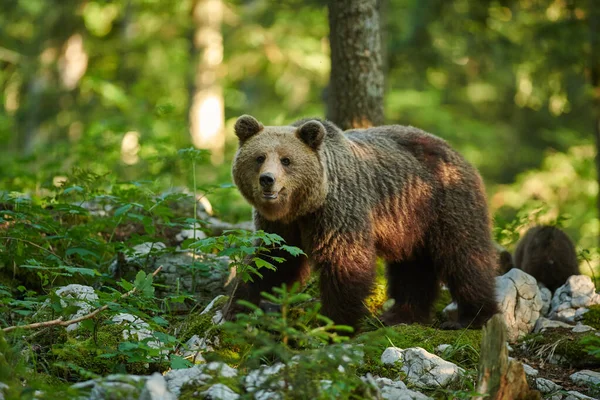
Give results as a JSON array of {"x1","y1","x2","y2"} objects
[
  {"x1": 514, "y1": 225, "x2": 579, "y2": 292},
  {"x1": 227, "y1": 115, "x2": 499, "y2": 330}
]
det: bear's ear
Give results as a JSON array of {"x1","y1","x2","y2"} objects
[
  {"x1": 234, "y1": 115, "x2": 264, "y2": 143},
  {"x1": 296, "y1": 120, "x2": 325, "y2": 150}
]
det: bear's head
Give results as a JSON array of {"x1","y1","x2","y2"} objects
[{"x1": 232, "y1": 115, "x2": 328, "y2": 222}]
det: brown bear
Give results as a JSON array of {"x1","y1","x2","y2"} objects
[
  {"x1": 228, "y1": 115, "x2": 499, "y2": 329},
  {"x1": 514, "y1": 225, "x2": 579, "y2": 292}
]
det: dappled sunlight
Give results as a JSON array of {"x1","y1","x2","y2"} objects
[
  {"x1": 59, "y1": 34, "x2": 88, "y2": 90},
  {"x1": 121, "y1": 131, "x2": 140, "y2": 165},
  {"x1": 491, "y1": 145, "x2": 599, "y2": 249}
]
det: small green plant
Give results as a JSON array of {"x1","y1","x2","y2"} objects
[{"x1": 220, "y1": 284, "x2": 371, "y2": 399}]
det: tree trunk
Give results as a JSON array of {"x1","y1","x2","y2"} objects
[
  {"x1": 590, "y1": 0, "x2": 600, "y2": 248},
  {"x1": 189, "y1": 0, "x2": 225, "y2": 165},
  {"x1": 475, "y1": 314, "x2": 540, "y2": 400},
  {"x1": 327, "y1": 0, "x2": 385, "y2": 130}
]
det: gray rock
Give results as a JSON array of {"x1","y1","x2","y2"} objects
[
  {"x1": 111, "y1": 313, "x2": 161, "y2": 349},
  {"x1": 139, "y1": 373, "x2": 176, "y2": 400},
  {"x1": 165, "y1": 362, "x2": 236, "y2": 397},
  {"x1": 534, "y1": 317, "x2": 573, "y2": 333},
  {"x1": 570, "y1": 370, "x2": 600, "y2": 388},
  {"x1": 522, "y1": 362, "x2": 538, "y2": 377},
  {"x1": 381, "y1": 347, "x2": 404, "y2": 365},
  {"x1": 550, "y1": 275, "x2": 600, "y2": 322},
  {"x1": 441, "y1": 302, "x2": 458, "y2": 322},
  {"x1": 174, "y1": 224, "x2": 207, "y2": 245},
  {"x1": 111, "y1": 246, "x2": 231, "y2": 308},
  {"x1": 371, "y1": 377, "x2": 432, "y2": 400},
  {"x1": 204, "y1": 362, "x2": 238, "y2": 378},
  {"x1": 535, "y1": 377, "x2": 562, "y2": 394},
  {"x1": 400, "y1": 347, "x2": 464, "y2": 389},
  {"x1": 0, "y1": 382, "x2": 8, "y2": 400},
  {"x1": 496, "y1": 269, "x2": 544, "y2": 342},
  {"x1": 71, "y1": 374, "x2": 146, "y2": 400},
  {"x1": 572, "y1": 322, "x2": 596, "y2": 333},
  {"x1": 244, "y1": 363, "x2": 286, "y2": 393},
  {"x1": 52, "y1": 284, "x2": 99, "y2": 332},
  {"x1": 165, "y1": 366, "x2": 211, "y2": 397},
  {"x1": 564, "y1": 391, "x2": 596, "y2": 400},
  {"x1": 201, "y1": 383, "x2": 239, "y2": 400},
  {"x1": 435, "y1": 344, "x2": 452, "y2": 354},
  {"x1": 540, "y1": 285, "x2": 552, "y2": 316}
]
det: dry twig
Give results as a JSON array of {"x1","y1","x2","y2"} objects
[{"x1": 3, "y1": 266, "x2": 162, "y2": 333}]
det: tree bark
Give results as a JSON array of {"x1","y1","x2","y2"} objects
[
  {"x1": 590, "y1": 0, "x2": 600, "y2": 248},
  {"x1": 327, "y1": 0, "x2": 385, "y2": 130},
  {"x1": 475, "y1": 314, "x2": 540, "y2": 400},
  {"x1": 189, "y1": 0, "x2": 225, "y2": 164}
]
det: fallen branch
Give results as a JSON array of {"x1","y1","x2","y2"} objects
[{"x1": 3, "y1": 266, "x2": 162, "y2": 333}]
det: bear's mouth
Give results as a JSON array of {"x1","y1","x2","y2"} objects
[{"x1": 262, "y1": 191, "x2": 279, "y2": 200}]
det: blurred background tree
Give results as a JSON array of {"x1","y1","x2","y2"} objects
[{"x1": 0, "y1": 0, "x2": 597, "y2": 250}]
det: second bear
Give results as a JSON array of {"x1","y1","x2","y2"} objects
[{"x1": 514, "y1": 225, "x2": 580, "y2": 292}]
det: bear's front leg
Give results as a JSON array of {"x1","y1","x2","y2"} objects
[
  {"x1": 225, "y1": 248, "x2": 310, "y2": 317},
  {"x1": 315, "y1": 236, "x2": 377, "y2": 330},
  {"x1": 224, "y1": 216, "x2": 310, "y2": 320}
]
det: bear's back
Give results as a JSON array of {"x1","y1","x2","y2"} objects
[{"x1": 342, "y1": 125, "x2": 467, "y2": 177}]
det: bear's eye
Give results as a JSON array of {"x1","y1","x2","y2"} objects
[
  {"x1": 281, "y1": 157, "x2": 291, "y2": 166},
  {"x1": 256, "y1": 155, "x2": 265, "y2": 164}
]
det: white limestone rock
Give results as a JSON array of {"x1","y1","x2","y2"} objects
[
  {"x1": 53, "y1": 284, "x2": 99, "y2": 332},
  {"x1": 201, "y1": 383, "x2": 240, "y2": 400},
  {"x1": 381, "y1": 347, "x2": 404, "y2": 365},
  {"x1": 535, "y1": 377, "x2": 562, "y2": 394},
  {"x1": 496, "y1": 269, "x2": 544, "y2": 342},
  {"x1": 570, "y1": 370, "x2": 600, "y2": 388},
  {"x1": 400, "y1": 347, "x2": 464, "y2": 389},
  {"x1": 139, "y1": 372, "x2": 176, "y2": 400},
  {"x1": 550, "y1": 275, "x2": 600, "y2": 323},
  {"x1": 534, "y1": 317, "x2": 573, "y2": 333}
]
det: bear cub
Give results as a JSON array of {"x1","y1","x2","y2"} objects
[
  {"x1": 514, "y1": 225, "x2": 579, "y2": 292},
  {"x1": 228, "y1": 115, "x2": 499, "y2": 329}
]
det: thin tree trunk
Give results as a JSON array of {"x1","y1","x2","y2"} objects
[
  {"x1": 327, "y1": 0, "x2": 385, "y2": 130},
  {"x1": 590, "y1": 0, "x2": 600, "y2": 248},
  {"x1": 189, "y1": 0, "x2": 225, "y2": 165},
  {"x1": 475, "y1": 314, "x2": 540, "y2": 400}
]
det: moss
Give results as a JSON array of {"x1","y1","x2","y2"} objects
[
  {"x1": 354, "y1": 324, "x2": 482, "y2": 371},
  {"x1": 50, "y1": 322, "x2": 150, "y2": 380},
  {"x1": 364, "y1": 283, "x2": 387, "y2": 315},
  {"x1": 433, "y1": 288, "x2": 453, "y2": 323},
  {"x1": 581, "y1": 304, "x2": 600, "y2": 330},
  {"x1": 519, "y1": 329, "x2": 599, "y2": 368},
  {"x1": 177, "y1": 296, "x2": 229, "y2": 342}
]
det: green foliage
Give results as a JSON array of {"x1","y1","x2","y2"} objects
[
  {"x1": 191, "y1": 229, "x2": 305, "y2": 284},
  {"x1": 218, "y1": 284, "x2": 374, "y2": 399},
  {"x1": 356, "y1": 324, "x2": 482, "y2": 372}
]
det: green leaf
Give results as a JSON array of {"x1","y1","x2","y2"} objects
[
  {"x1": 280, "y1": 245, "x2": 305, "y2": 257},
  {"x1": 60, "y1": 266, "x2": 100, "y2": 277},
  {"x1": 63, "y1": 185, "x2": 84, "y2": 194},
  {"x1": 65, "y1": 247, "x2": 100, "y2": 260},
  {"x1": 115, "y1": 204, "x2": 132, "y2": 217},
  {"x1": 254, "y1": 258, "x2": 277, "y2": 271},
  {"x1": 134, "y1": 270, "x2": 155, "y2": 298},
  {"x1": 170, "y1": 355, "x2": 193, "y2": 369},
  {"x1": 152, "y1": 316, "x2": 169, "y2": 326}
]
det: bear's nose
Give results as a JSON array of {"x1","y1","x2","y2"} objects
[{"x1": 259, "y1": 173, "x2": 275, "y2": 188}]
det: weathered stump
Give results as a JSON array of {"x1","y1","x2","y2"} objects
[{"x1": 475, "y1": 314, "x2": 541, "y2": 400}]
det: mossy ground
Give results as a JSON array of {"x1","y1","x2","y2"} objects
[
  {"x1": 582, "y1": 304, "x2": 600, "y2": 330},
  {"x1": 517, "y1": 329, "x2": 600, "y2": 368},
  {"x1": 355, "y1": 324, "x2": 482, "y2": 372},
  {"x1": 50, "y1": 322, "x2": 155, "y2": 380}
]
